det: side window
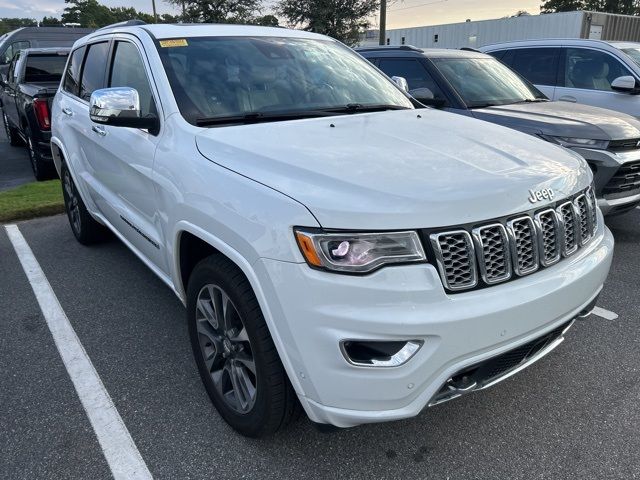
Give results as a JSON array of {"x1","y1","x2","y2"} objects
[
  {"x1": 503, "y1": 48, "x2": 559, "y2": 86},
  {"x1": 564, "y1": 48, "x2": 634, "y2": 91},
  {"x1": 2, "y1": 40, "x2": 30, "y2": 65},
  {"x1": 79, "y1": 42, "x2": 109, "y2": 101},
  {"x1": 108, "y1": 41, "x2": 156, "y2": 117},
  {"x1": 377, "y1": 58, "x2": 448, "y2": 105},
  {"x1": 63, "y1": 46, "x2": 86, "y2": 97}
]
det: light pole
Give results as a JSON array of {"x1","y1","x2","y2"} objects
[
  {"x1": 151, "y1": 0, "x2": 158, "y2": 22},
  {"x1": 379, "y1": 0, "x2": 387, "y2": 45}
]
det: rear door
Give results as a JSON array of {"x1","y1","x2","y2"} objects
[
  {"x1": 500, "y1": 47, "x2": 560, "y2": 100},
  {"x1": 3, "y1": 52, "x2": 21, "y2": 127},
  {"x1": 555, "y1": 47, "x2": 640, "y2": 116}
]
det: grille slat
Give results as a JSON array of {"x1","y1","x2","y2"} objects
[
  {"x1": 429, "y1": 186, "x2": 597, "y2": 293},
  {"x1": 602, "y1": 161, "x2": 640, "y2": 198}
]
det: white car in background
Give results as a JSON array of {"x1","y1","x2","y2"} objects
[{"x1": 481, "y1": 39, "x2": 640, "y2": 117}]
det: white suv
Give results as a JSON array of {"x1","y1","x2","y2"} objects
[{"x1": 51, "y1": 23, "x2": 613, "y2": 437}]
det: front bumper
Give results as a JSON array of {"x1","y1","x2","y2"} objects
[
  {"x1": 575, "y1": 147, "x2": 640, "y2": 215},
  {"x1": 255, "y1": 220, "x2": 613, "y2": 427}
]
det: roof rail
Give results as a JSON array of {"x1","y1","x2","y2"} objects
[
  {"x1": 460, "y1": 47, "x2": 481, "y2": 53},
  {"x1": 97, "y1": 19, "x2": 146, "y2": 30},
  {"x1": 355, "y1": 45, "x2": 422, "y2": 52}
]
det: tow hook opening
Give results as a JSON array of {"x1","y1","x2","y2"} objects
[{"x1": 341, "y1": 340, "x2": 423, "y2": 367}]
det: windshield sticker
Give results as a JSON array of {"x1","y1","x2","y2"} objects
[{"x1": 159, "y1": 39, "x2": 188, "y2": 48}]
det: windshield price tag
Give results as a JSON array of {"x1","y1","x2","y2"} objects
[{"x1": 159, "y1": 39, "x2": 188, "y2": 48}]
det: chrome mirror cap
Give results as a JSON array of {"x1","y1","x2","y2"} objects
[
  {"x1": 89, "y1": 87, "x2": 141, "y2": 123},
  {"x1": 391, "y1": 75, "x2": 409, "y2": 92}
]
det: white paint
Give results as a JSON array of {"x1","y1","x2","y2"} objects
[
  {"x1": 4, "y1": 224, "x2": 153, "y2": 480},
  {"x1": 591, "y1": 306, "x2": 619, "y2": 320}
]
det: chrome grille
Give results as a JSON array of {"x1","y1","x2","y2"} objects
[
  {"x1": 472, "y1": 224, "x2": 510, "y2": 284},
  {"x1": 557, "y1": 201, "x2": 578, "y2": 256},
  {"x1": 586, "y1": 187, "x2": 598, "y2": 235},
  {"x1": 574, "y1": 194, "x2": 591, "y2": 245},
  {"x1": 428, "y1": 186, "x2": 597, "y2": 292},
  {"x1": 507, "y1": 216, "x2": 539, "y2": 275},
  {"x1": 535, "y1": 209, "x2": 561, "y2": 266},
  {"x1": 430, "y1": 231, "x2": 477, "y2": 290}
]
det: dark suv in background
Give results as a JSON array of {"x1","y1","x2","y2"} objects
[{"x1": 357, "y1": 46, "x2": 640, "y2": 215}]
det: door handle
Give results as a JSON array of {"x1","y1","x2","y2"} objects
[
  {"x1": 558, "y1": 95, "x2": 577, "y2": 103},
  {"x1": 91, "y1": 125, "x2": 107, "y2": 136},
  {"x1": 62, "y1": 107, "x2": 73, "y2": 116}
]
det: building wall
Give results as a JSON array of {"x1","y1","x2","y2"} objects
[
  {"x1": 375, "y1": 12, "x2": 586, "y2": 49},
  {"x1": 589, "y1": 12, "x2": 640, "y2": 41}
]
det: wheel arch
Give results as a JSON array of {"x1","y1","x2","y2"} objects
[{"x1": 173, "y1": 222, "x2": 306, "y2": 397}]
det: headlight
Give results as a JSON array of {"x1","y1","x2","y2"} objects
[
  {"x1": 540, "y1": 135, "x2": 608, "y2": 150},
  {"x1": 294, "y1": 229, "x2": 426, "y2": 273}
]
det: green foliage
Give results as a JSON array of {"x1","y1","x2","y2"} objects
[
  {"x1": 0, "y1": 18, "x2": 37, "y2": 35},
  {"x1": 276, "y1": 0, "x2": 379, "y2": 46},
  {"x1": 41, "y1": 16, "x2": 63, "y2": 26},
  {"x1": 254, "y1": 14, "x2": 279, "y2": 26},
  {"x1": 541, "y1": 0, "x2": 640, "y2": 14},
  {"x1": 173, "y1": 0, "x2": 261, "y2": 24}
]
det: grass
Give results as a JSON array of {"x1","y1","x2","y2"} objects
[{"x1": 0, "y1": 180, "x2": 65, "y2": 223}]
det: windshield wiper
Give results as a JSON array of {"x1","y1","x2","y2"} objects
[
  {"x1": 322, "y1": 103, "x2": 411, "y2": 114},
  {"x1": 513, "y1": 98, "x2": 549, "y2": 104},
  {"x1": 196, "y1": 110, "x2": 337, "y2": 126}
]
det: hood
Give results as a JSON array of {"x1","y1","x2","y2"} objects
[
  {"x1": 195, "y1": 109, "x2": 590, "y2": 230},
  {"x1": 472, "y1": 101, "x2": 640, "y2": 141}
]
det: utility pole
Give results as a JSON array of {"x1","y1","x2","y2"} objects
[
  {"x1": 379, "y1": 0, "x2": 387, "y2": 45},
  {"x1": 152, "y1": 0, "x2": 158, "y2": 22}
]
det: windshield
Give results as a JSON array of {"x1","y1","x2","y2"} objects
[
  {"x1": 155, "y1": 36, "x2": 413, "y2": 125},
  {"x1": 622, "y1": 48, "x2": 640, "y2": 67},
  {"x1": 431, "y1": 57, "x2": 546, "y2": 108}
]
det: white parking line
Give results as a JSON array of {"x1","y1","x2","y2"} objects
[
  {"x1": 5, "y1": 224, "x2": 153, "y2": 480},
  {"x1": 591, "y1": 306, "x2": 619, "y2": 320}
]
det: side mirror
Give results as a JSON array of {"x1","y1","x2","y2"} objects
[
  {"x1": 409, "y1": 87, "x2": 446, "y2": 108},
  {"x1": 391, "y1": 75, "x2": 409, "y2": 92},
  {"x1": 89, "y1": 87, "x2": 159, "y2": 133},
  {"x1": 611, "y1": 75, "x2": 638, "y2": 93}
]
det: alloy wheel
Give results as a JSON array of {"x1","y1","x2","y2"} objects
[
  {"x1": 63, "y1": 169, "x2": 81, "y2": 234},
  {"x1": 195, "y1": 284, "x2": 257, "y2": 414}
]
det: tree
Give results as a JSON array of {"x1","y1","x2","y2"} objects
[
  {"x1": 62, "y1": 0, "x2": 116, "y2": 27},
  {"x1": 277, "y1": 0, "x2": 379, "y2": 46},
  {"x1": 165, "y1": 0, "x2": 261, "y2": 24},
  {"x1": 0, "y1": 18, "x2": 37, "y2": 35},
  {"x1": 254, "y1": 14, "x2": 279, "y2": 26},
  {"x1": 542, "y1": 0, "x2": 640, "y2": 14},
  {"x1": 41, "y1": 16, "x2": 63, "y2": 26}
]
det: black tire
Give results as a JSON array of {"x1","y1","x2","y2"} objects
[
  {"x1": 187, "y1": 255, "x2": 300, "y2": 437},
  {"x1": 26, "y1": 128, "x2": 56, "y2": 181},
  {"x1": 61, "y1": 163, "x2": 108, "y2": 245},
  {"x1": 2, "y1": 109, "x2": 23, "y2": 146}
]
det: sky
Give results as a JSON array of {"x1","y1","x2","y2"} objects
[{"x1": 0, "y1": 0, "x2": 543, "y2": 30}]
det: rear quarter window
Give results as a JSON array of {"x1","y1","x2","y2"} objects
[{"x1": 25, "y1": 54, "x2": 68, "y2": 83}]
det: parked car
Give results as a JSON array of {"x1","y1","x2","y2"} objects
[
  {"x1": 357, "y1": 46, "x2": 640, "y2": 216},
  {"x1": 52, "y1": 22, "x2": 613, "y2": 437},
  {"x1": 479, "y1": 39, "x2": 640, "y2": 118},
  {"x1": 1, "y1": 48, "x2": 69, "y2": 180},
  {"x1": 0, "y1": 27, "x2": 93, "y2": 79}
]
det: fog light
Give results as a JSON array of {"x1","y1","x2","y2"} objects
[{"x1": 340, "y1": 340, "x2": 422, "y2": 367}]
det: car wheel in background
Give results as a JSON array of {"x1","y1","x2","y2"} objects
[
  {"x1": 26, "y1": 128, "x2": 55, "y2": 181},
  {"x1": 187, "y1": 255, "x2": 301, "y2": 437},
  {"x1": 61, "y1": 163, "x2": 107, "y2": 245},
  {"x1": 2, "y1": 110, "x2": 23, "y2": 147}
]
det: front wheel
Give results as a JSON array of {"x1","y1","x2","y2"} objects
[
  {"x1": 187, "y1": 255, "x2": 300, "y2": 437},
  {"x1": 61, "y1": 163, "x2": 107, "y2": 245}
]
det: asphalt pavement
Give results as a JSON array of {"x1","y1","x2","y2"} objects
[
  {"x1": 1, "y1": 190, "x2": 639, "y2": 477},
  {"x1": 0, "y1": 121, "x2": 34, "y2": 191}
]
